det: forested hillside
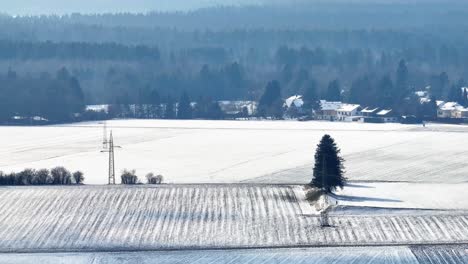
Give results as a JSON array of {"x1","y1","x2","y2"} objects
[{"x1": 1, "y1": 2, "x2": 468, "y2": 120}]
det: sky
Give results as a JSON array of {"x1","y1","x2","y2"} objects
[{"x1": 1, "y1": 0, "x2": 270, "y2": 15}]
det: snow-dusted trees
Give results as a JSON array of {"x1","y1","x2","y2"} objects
[
  {"x1": 311, "y1": 135, "x2": 346, "y2": 193},
  {"x1": 0, "y1": 167, "x2": 84, "y2": 185},
  {"x1": 121, "y1": 169, "x2": 139, "y2": 184},
  {"x1": 146, "y1": 173, "x2": 164, "y2": 184},
  {"x1": 72, "y1": 171, "x2": 85, "y2": 184},
  {"x1": 51, "y1": 167, "x2": 72, "y2": 185}
]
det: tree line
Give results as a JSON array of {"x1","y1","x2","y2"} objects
[
  {"x1": 0, "y1": 40, "x2": 160, "y2": 61},
  {"x1": 0, "y1": 167, "x2": 84, "y2": 185},
  {"x1": 0, "y1": 68, "x2": 85, "y2": 123}
]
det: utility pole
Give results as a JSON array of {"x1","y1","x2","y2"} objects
[{"x1": 101, "y1": 130, "x2": 121, "y2": 185}]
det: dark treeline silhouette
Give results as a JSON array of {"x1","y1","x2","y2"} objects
[
  {"x1": 0, "y1": 167, "x2": 84, "y2": 185},
  {"x1": 0, "y1": 68, "x2": 85, "y2": 123},
  {"x1": 120, "y1": 169, "x2": 164, "y2": 185},
  {"x1": 0, "y1": 40, "x2": 160, "y2": 61}
]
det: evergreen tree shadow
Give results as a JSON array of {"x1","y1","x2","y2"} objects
[{"x1": 333, "y1": 194, "x2": 402, "y2": 203}]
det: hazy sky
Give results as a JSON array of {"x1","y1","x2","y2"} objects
[{"x1": 1, "y1": 0, "x2": 271, "y2": 15}]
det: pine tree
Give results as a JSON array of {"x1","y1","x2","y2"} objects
[
  {"x1": 177, "y1": 92, "x2": 192, "y2": 119},
  {"x1": 325, "y1": 79, "x2": 341, "y2": 101},
  {"x1": 302, "y1": 79, "x2": 318, "y2": 110},
  {"x1": 258, "y1": 80, "x2": 282, "y2": 117},
  {"x1": 164, "y1": 96, "x2": 176, "y2": 119},
  {"x1": 311, "y1": 135, "x2": 346, "y2": 193},
  {"x1": 395, "y1": 59, "x2": 409, "y2": 101},
  {"x1": 463, "y1": 88, "x2": 468, "y2": 107}
]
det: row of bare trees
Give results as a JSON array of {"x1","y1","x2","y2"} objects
[
  {"x1": 121, "y1": 169, "x2": 163, "y2": 185},
  {"x1": 0, "y1": 167, "x2": 84, "y2": 185}
]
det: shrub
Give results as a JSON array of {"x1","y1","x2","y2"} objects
[
  {"x1": 305, "y1": 188, "x2": 322, "y2": 202},
  {"x1": 72, "y1": 171, "x2": 85, "y2": 184},
  {"x1": 146, "y1": 173, "x2": 163, "y2": 184},
  {"x1": 121, "y1": 169, "x2": 139, "y2": 184}
]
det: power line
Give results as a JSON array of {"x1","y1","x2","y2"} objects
[{"x1": 101, "y1": 130, "x2": 121, "y2": 185}]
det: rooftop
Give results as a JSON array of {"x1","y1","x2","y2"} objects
[
  {"x1": 337, "y1": 104, "x2": 360, "y2": 112},
  {"x1": 285, "y1": 95, "x2": 304, "y2": 108}
]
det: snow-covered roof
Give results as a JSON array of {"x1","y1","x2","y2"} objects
[
  {"x1": 32, "y1": 116, "x2": 48, "y2": 121},
  {"x1": 439, "y1": 102, "x2": 463, "y2": 111},
  {"x1": 436, "y1": 100, "x2": 445, "y2": 107},
  {"x1": 420, "y1": 98, "x2": 431, "y2": 104},
  {"x1": 414, "y1": 91, "x2": 427, "y2": 97},
  {"x1": 361, "y1": 107, "x2": 379, "y2": 113},
  {"x1": 337, "y1": 104, "x2": 360, "y2": 112},
  {"x1": 377, "y1": 109, "x2": 392, "y2": 116},
  {"x1": 285, "y1": 95, "x2": 304, "y2": 108},
  {"x1": 320, "y1": 100, "x2": 342, "y2": 111},
  {"x1": 86, "y1": 104, "x2": 110, "y2": 112}
]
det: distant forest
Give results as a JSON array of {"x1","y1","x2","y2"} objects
[{"x1": 1, "y1": 2, "x2": 468, "y2": 121}]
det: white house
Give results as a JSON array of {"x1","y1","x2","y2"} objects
[
  {"x1": 284, "y1": 95, "x2": 304, "y2": 109},
  {"x1": 361, "y1": 107, "x2": 379, "y2": 117},
  {"x1": 437, "y1": 102, "x2": 468, "y2": 119},
  {"x1": 336, "y1": 104, "x2": 361, "y2": 121},
  {"x1": 318, "y1": 100, "x2": 342, "y2": 121},
  {"x1": 376, "y1": 109, "x2": 398, "y2": 122}
]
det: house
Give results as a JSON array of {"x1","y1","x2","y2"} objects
[
  {"x1": 336, "y1": 104, "x2": 361, "y2": 121},
  {"x1": 454, "y1": 108, "x2": 468, "y2": 119},
  {"x1": 86, "y1": 104, "x2": 110, "y2": 113},
  {"x1": 284, "y1": 95, "x2": 304, "y2": 109},
  {"x1": 361, "y1": 107, "x2": 379, "y2": 117},
  {"x1": 218, "y1": 101, "x2": 257, "y2": 116},
  {"x1": 437, "y1": 102, "x2": 464, "y2": 118},
  {"x1": 376, "y1": 109, "x2": 398, "y2": 122},
  {"x1": 284, "y1": 95, "x2": 307, "y2": 117},
  {"x1": 317, "y1": 100, "x2": 342, "y2": 121}
]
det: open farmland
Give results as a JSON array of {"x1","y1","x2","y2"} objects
[
  {"x1": 3, "y1": 246, "x2": 466, "y2": 263},
  {"x1": 0, "y1": 120, "x2": 467, "y2": 184},
  {"x1": 0, "y1": 185, "x2": 467, "y2": 252},
  {"x1": 0, "y1": 246, "x2": 422, "y2": 264}
]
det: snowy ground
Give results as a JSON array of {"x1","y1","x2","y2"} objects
[
  {"x1": 0, "y1": 185, "x2": 467, "y2": 252},
  {"x1": 0, "y1": 247, "x2": 422, "y2": 264},
  {"x1": 335, "y1": 182, "x2": 468, "y2": 210},
  {"x1": 0, "y1": 119, "x2": 467, "y2": 184}
]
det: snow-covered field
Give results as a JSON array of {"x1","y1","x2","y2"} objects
[
  {"x1": 0, "y1": 185, "x2": 467, "y2": 252},
  {"x1": 335, "y1": 182, "x2": 468, "y2": 210},
  {"x1": 0, "y1": 119, "x2": 467, "y2": 184},
  {"x1": 0, "y1": 247, "x2": 422, "y2": 264}
]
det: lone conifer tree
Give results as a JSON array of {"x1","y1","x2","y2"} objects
[{"x1": 311, "y1": 135, "x2": 346, "y2": 193}]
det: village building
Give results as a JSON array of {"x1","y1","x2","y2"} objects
[
  {"x1": 336, "y1": 104, "x2": 361, "y2": 121},
  {"x1": 218, "y1": 101, "x2": 257, "y2": 116},
  {"x1": 376, "y1": 109, "x2": 398, "y2": 122},
  {"x1": 317, "y1": 100, "x2": 342, "y2": 121},
  {"x1": 437, "y1": 102, "x2": 464, "y2": 118},
  {"x1": 361, "y1": 107, "x2": 379, "y2": 117},
  {"x1": 284, "y1": 95, "x2": 307, "y2": 117},
  {"x1": 284, "y1": 95, "x2": 304, "y2": 109}
]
